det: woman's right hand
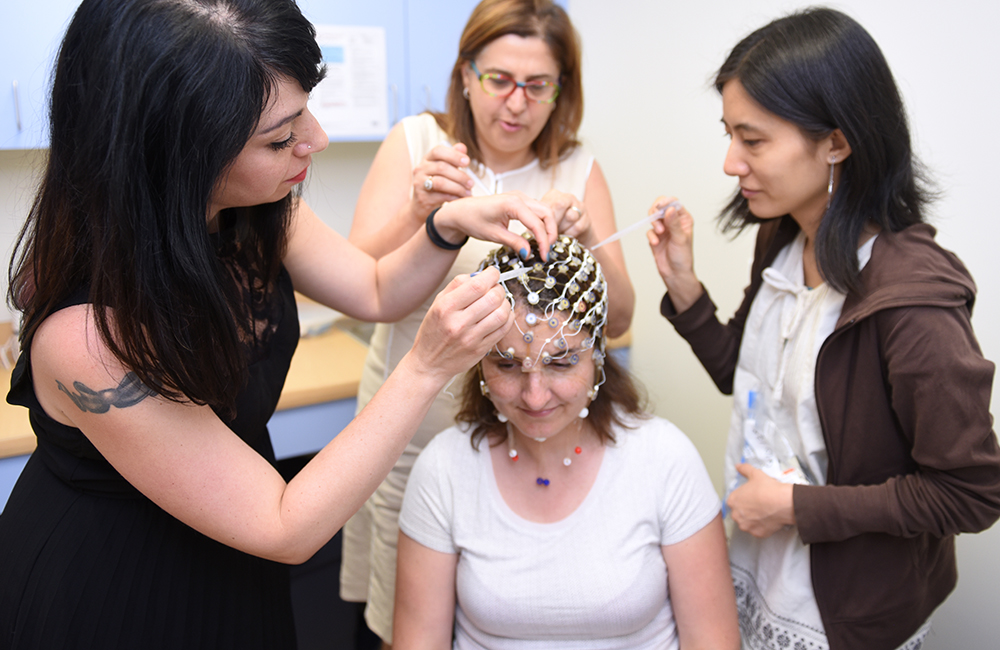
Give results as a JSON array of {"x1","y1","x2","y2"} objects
[
  {"x1": 432, "y1": 192, "x2": 557, "y2": 261},
  {"x1": 646, "y1": 196, "x2": 703, "y2": 313},
  {"x1": 408, "y1": 266, "x2": 513, "y2": 383},
  {"x1": 410, "y1": 142, "x2": 475, "y2": 219}
]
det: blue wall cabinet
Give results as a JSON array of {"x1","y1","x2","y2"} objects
[
  {"x1": 0, "y1": 0, "x2": 413, "y2": 148},
  {"x1": 0, "y1": 0, "x2": 80, "y2": 149},
  {"x1": 405, "y1": 0, "x2": 481, "y2": 116},
  {"x1": 298, "y1": 0, "x2": 483, "y2": 134},
  {"x1": 1, "y1": 0, "x2": 567, "y2": 148}
]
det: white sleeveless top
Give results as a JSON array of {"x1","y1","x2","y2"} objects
[
  {"x1": 358, "y1": 112, "x2": 595, "y2": 450},
  {"x1": 341, "y1": 113, "x2": 595, "y2": 641}
]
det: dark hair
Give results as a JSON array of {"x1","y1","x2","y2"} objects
[
  {"x1": 456, "y1": 236, "x2": 645, "y2": 448},
  {"x1": 435, "y1": 0, "x2": 583, "y2": 170},
  {"x1": 8, "y1": 0, "x2": 324, "y2": 414},
  {"x1": 715, "y1": 7, "x2": 933, "y2": 293}
]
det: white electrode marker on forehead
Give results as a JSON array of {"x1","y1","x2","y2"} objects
[{"x1": 591, "y1": 200, "x2": 683, "y2": 250}]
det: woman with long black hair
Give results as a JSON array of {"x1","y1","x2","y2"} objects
[
  {"x1": 649, "y1": 8, "x2": 1000, "y2": 649},
  {"x1": 0, "y1": 0, "x2": 555, "y2": 647}
]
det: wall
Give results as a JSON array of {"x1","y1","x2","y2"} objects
[
  {"x1": 0, "y1": 150, "x2": 45, "y2": 324},
  {"x1": 2, "y1": 0, "x2": 997, "y2": 646},
  {"x1": 567, "y1": 0, "x2": 1000, "y2": 647}
]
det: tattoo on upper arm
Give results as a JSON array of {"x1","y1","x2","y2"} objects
[{"x1": 56, "y1": 372, "x2": 157, "y2": 413}]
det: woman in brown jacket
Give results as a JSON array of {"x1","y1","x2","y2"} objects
[{"x1": 647, "y1": 7, "x2": 1000, "y2": 650}]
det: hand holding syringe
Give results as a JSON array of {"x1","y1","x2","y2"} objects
[
  {"x1": 591, "y1": 200, "x2": 683, "y2": 250},
  {"x1": 493, "y1": 198, "x2": 682, "y2": 283}
]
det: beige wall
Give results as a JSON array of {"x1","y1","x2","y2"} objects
[
  {"x1": 2, "y1": 0, "x2": 997, "y2": 645},
  {"x1": 0, "y1": 149, "x2": 46, "y2": 324},
  {"x1": 568, "y1": 1, "x2": 1000, "y2": 647}
]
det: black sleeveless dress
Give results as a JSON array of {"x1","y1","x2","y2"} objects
[{"x1": 0, "y1": 241, "x2": 300, "y2": 648}]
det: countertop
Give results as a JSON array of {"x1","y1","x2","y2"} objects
[{"x1": 1, "y1": 320, "x2": 370, "y2": 459}]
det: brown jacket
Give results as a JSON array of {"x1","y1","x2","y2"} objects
[{"x1": 662, "y1": 218, "x2": 1000, "y2": 650}]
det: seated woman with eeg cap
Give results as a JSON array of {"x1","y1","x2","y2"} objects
[
  {"x1": 392, "y1": 235, "x2": 739, "y2": 650},
  {"x1": 340, "y1": 2, "x2": 634, "y2": 639}
]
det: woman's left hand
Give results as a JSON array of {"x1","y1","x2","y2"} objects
[
  {"x1": 432, "y1": 193, "x2": 557, "y2": 259},
  {"x1": 726, "y1": 464, "x2": 796, "y2": 537},
  {"x1": 541, "y1": 189, "x2": 595, "y2": 247}
]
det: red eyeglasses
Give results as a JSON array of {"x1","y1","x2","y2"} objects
[{"x1": 470, "y1": 61, "x2": 561, "y2": 104}]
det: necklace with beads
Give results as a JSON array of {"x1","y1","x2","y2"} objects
[{"x1": 502, "y1": 418, "x2": 587, "y2": 486}]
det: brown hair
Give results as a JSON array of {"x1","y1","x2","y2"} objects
[
  {"x1": 432, "y1": 0, "x2": 583, "y2": 170},
  {"x1": 458, "y1": 354, "x2": 645, "y2": 450},
  {"x1": 456, "y1": 236, "x2": 646, "y2": 449}
]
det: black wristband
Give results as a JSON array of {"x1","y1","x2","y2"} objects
[{"x1": 425, "y1": 207, "x2": 468, "y2": 250}]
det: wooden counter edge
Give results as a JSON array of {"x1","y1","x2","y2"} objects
[
  {"x1": 1, "y1": 324, "x2": 371, "y2": 460},
  {"x1": 1, "y1": 321, "x2": 35, "y2": 457},
  {"x1": 0, "y1": 432, "x2": 35, "y2": 458},
  {"x1": 275, "y1": 327, "x2": 368, "y2": 410}
]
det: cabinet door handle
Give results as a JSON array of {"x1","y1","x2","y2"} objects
[
  {"x1": 12, "y1": 80, "x2": 22, "y2": 132},
  {"x1": 424, "y1": 85, "x2": 432, "y2": 111},
  {"x1": 390, "y1": 83, "x2": 399, "y2": 125}
]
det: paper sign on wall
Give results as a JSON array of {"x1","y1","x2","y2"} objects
[{"x1": 308, "y1": 25, "x2": 388, "y2": 139}]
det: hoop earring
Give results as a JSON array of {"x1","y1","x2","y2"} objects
[
  {"x1": 826, "y1": 156, "x2": 836, "y2": 210},
  {"x1": 463, "y1": 87, "x2": 470, "y2": 100}
]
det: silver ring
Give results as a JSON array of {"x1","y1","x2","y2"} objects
[
  {"x1": 569, "y1": 206, "x2": 583, "y2": 216},
  {"x1": 424, "y1": 176, "x2": 434, "y2": 192}
]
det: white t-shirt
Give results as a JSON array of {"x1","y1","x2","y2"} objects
[
  {"x1": 342, "y1": 112, "x2": 595, "y2": 638},
  {"x1": 399, "y1": 416, "x2": 721, "y2": 650}
]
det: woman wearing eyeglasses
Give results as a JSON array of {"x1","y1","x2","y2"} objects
[{"x1": 340, "y1": 0, "x2": 633, "y2": 644}]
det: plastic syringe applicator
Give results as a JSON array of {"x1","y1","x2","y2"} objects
[
  {"x1": 590, "y1": 200, "x2": 683, "y2": 250},
  {"x1": 497, "y1": 266, "x2": 530, "y2": 283}
]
